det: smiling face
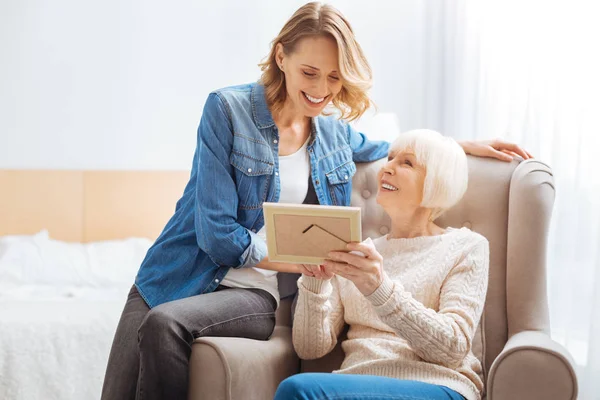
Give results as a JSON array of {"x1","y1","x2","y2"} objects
[
  {"x1": 276, "y1": 35, "x2": 344, "y2": 118},
  {"x1": 376, "y1": 147, "x2": 427, "y2": 214}
]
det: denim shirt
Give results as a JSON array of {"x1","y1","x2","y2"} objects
[{"x1": 135, "y1": 82, "x2": 389, "y2": 308}]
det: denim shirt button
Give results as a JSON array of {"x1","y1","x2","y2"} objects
[
  {"x1": 214, "y1": 279, "x2": 220, "y2": 283},
  {"x1": 273, "y1": 139, "x2": 278, "y2": 144},
  {"x1": 315, "y1": 179, "x2": 320, "y2": 185},
  {"x1": 344, "y1": 175, "x2": 348, "y2": 180},
  {"x1": 275, "y1": 172, "x2": 279, "y2": 176},
  {"x1": 247, "y1": 168, "x2": 252, "y2": 173}
]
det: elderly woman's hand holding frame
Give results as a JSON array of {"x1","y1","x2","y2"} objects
[
  {"x1": 299, "y1": 239, "x2": 387, "y2": 297},
  {"x1": 323, "y1": 240, "x2": 386, "y2": 296}
]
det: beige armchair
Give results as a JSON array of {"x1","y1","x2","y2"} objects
[{"x1": 189, "y1": 156, "x2": 578, "y2": 400}]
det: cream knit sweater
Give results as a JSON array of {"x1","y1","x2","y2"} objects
[{"x1": 293, "y1": 227, "x2": 489, "y2": 400}]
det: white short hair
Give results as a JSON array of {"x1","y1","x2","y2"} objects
[{"x1": 390, "y1": 129, "x2": 468, "y2": 220}]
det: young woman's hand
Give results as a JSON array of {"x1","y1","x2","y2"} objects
[
  {"x1": 324, "y1": 241, "x2": 384, "y2": 296},
  {"x1": 300, "y1": 264, "x2": 334, "y2": 280},
  {"x1": 256, "y1": 259, "x2": 318, "y2": 274},
  {"x1": 460, "y1": 139, "x2": 533, "y2": 162}
]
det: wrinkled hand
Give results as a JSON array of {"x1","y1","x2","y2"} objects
[
  {"x1": 299, "y1": 264, "x2": 334, "y2": 280},
  {"x1": 461, "y1": 139, "x2": 533, "y2": 162},
  {"x1": 323, "y1": 241, "x2": 384, "y2": 296}
]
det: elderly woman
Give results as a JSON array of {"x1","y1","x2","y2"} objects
[{"x1": 275, "y1": 129, "x2": 489, "y2": 400}]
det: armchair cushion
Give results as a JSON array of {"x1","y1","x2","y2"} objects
[{"x1": 189, "y1": 326, "x2": 298, "y2": 400}]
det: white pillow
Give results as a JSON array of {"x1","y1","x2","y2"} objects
[
  {"x1": 0, "y1": 231, "x2": 152, "y2": 288},
  {"x1": 0, "y1": 230, "x2": 50, "y2": 286}
]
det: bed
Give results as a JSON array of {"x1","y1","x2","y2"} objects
[{"x1": 0, "y1": 170, "x2": 189, "y2": 400}]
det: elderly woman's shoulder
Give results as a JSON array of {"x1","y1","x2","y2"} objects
[{"x1": 449, "y1": 226, "x2": 490, "y2": 251}]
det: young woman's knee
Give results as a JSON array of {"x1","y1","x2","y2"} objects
[{"x1": 137, "y1": 306, "x2": 187, "y2": 348}]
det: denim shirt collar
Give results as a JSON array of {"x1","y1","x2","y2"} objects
[
  {"x1": 251, "y1": 82, "x2": 320, "y2": 146},
  {"x1": 251, "y1": 83, "x2": 275, "y2": 129}
]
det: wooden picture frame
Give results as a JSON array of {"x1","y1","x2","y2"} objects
[{"x1": 263, "y1": 202, "x2": 362, "y2": 265}]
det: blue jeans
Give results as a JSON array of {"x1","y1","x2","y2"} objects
[{"x1": 274, "y1": 373, "x2": 466, "y2": 400}]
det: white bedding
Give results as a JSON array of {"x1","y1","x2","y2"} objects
[{"x1": 0, "y1": 232, "x2": 152, "y2": 400}]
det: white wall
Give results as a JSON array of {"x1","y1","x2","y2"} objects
[{"x1": 0, "y1": 0, "x2": 441, "y2": 170}]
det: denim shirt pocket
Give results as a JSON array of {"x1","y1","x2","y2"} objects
[
  {"x1": 230, "y1": 151, "x2": 274, "y2": 210},
  {"x1": 325, "y1": 161, "x2": 357, "y2": 206}
]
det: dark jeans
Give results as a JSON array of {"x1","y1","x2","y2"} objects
[{"x1": 101, "y1": 285, "x2": 277, "y2": 400}]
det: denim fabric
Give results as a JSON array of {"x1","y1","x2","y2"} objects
[
  {"x1": 274, "y1": 373, "x2": 466, "y2": 400},
  {"x1": 101, "y1": 285, "x2": 276, "y2": 400},
  {"x1": 135, "y1": 82, "x2": 389, "y2": 308}
]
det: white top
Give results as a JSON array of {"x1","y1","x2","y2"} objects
[
  {"x1": 220, "y1": 137, "x2": 311, "y2": 306},
  {"x1": 293, "y1": 228, "x2": 490, "y2": 400}
]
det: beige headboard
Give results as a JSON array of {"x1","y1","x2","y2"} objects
[{"x1": 0, "y1": 170, "x2": 190, "y2": 242}]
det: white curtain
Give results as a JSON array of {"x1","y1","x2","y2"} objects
[{"x1": 407, "y1": 1, "x2": 600, "y2": 398}]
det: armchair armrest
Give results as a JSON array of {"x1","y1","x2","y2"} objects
[
  {"x1": 487, "y1": 330, "x2": 578, "y2": 400},
  {"x1": 189, "y1": 326, "x2": 299, "y2": 400}
]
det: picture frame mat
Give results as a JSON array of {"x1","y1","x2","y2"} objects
[{"x1": 263, "y1": 202, "x2": 362, "y2": 264}]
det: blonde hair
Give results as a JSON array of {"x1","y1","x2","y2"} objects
[
  {"x1": 259, "y1": 2, "x2": 372, "y2": 122},
  {"x1": 390, "y1": 129, "x2": 469, "y2": 221}
]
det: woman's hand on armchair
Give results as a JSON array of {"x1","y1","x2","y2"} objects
[{"x1": 460, "y1": 139, "x2": 533, "y2": 162}]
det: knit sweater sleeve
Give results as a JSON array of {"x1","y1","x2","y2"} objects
[
  {"x1": 366, "y1": 238, "x2": 490, "y2": 369},
  {"x1": 292, "y1": 275, "x2": 345, "y2": 360}
]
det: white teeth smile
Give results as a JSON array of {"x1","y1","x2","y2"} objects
[
  {"x1": 382, "y1": 183, "x2": 398, "y2": 191},
  {"x1": 304, "y1": 92, "x2": 326, "y2": 104}
]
